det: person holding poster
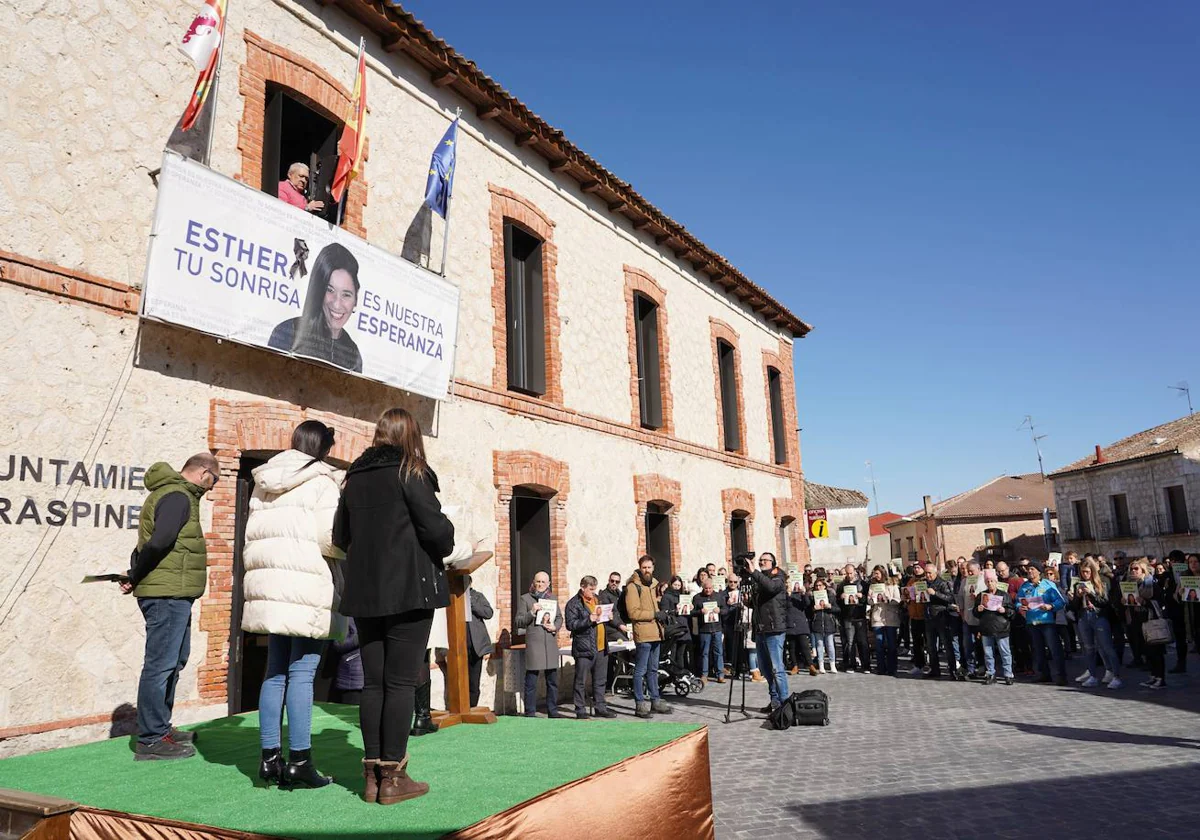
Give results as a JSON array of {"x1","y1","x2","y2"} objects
[
  {"x1": 975, "y1": 570, "x2": 1015, "y2": 684},
  {"x1": 784, "y1": 574, "x2": 816, "y2": 677},
  {"x1": 564, "y1": 576, "x2": 618, "y2": 719},
  {"x1": 867, "y1": 566, "x2": 903, "y2": 676},
  {"x1": 333, "y1": 407, "x2": 455, "y2": 805},
  {"x1": 1016, "y1": 564, "x2": 1067, "y2": 686},
  {"x1": 1069, "y1": 558, "x2": 1122, "y2": 690},
  {"x1": 269, "y1": 242, "x2": 364, "y2": 373},
  {"x1": 810, "y1": 577, "x2": 840, "y2": 673},
  {"x1": 692, "y1": 574, "x2": 730, "y2": 684},
  {"x1": 516, "y1": 571, "x2": 565, "y2": 718}
]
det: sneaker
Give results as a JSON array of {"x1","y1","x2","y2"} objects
[
  {"x1": 650, "y1": 699, "x2": 673, "y2": 714},
  {"x1": 1081, "y1": 676, "x2": 1099, "y2": 688},
  {"x1": 134, "y1": 736, "x2": 196, "y2": 761},
  {"x1": 909, "y1": 666, "x2": 923, "y2": 676},
  {"x1": 1139, "y1": 677, "x2": 1157, "y2": 688},
  {"x1": 828, "y1": 663, "x2": 838, "y2": 674},
  {"x1": 1148, "y1": 678, "x2": 1165, "y2": 690},
  {"x1": 1101, "y1": 671, "x2": 1115, "y2": 684},
  {"x1": 1107, "y1": 678, "x2": 1123, "y2": 690},
  {"x1": 1075, "y1": 671, "x2": 1092, "y2": 684}
]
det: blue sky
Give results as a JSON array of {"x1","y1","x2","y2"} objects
[{"x1": 403, "y1": 1, "x2": 1200, "y2": 514}]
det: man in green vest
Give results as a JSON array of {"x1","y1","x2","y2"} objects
[{"x1": 120, "y1": 452, "x2": 218, "y2": 760}]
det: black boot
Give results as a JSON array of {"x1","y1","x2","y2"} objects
[
  {"x1": 258, "y1": 747, "x2": 283, "y2": 786},
  {"x1": 410, "y1": 680, "x2": 439, "y2": 737},
  {"x1": 281, "y1": 749, "x2": 332, "y2": 789}
]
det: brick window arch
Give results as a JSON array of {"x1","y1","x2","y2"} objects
[
  {"x1": 710, "y1": 318, "x2": 746, "y2": 455},
  {"x1": 634, "y1": 473, "x2": 682, "y2": 577},
  {"x1": 493, "y1": 451, "x2": 570, "y2": 645},
  {"x1": 488, "y1": 185, "x2": 563, "y2": 404},
  {"x1": 238, "y1": 31, "x2": 369, "y2": 239},
  {"x1": 624, "y1": 266, "x2": 674, "y2": 434},
  {"x1": 722, "y1": 487, "x2": 755, "y2": 564}
]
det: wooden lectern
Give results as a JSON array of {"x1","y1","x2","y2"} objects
[{"x1": 431, "y1": 551, "x2": 499, "y2": 729}]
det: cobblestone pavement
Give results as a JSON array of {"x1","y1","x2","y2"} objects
[{"x1": 606, "y1": 650, "x2": 1200, "y2": 839}]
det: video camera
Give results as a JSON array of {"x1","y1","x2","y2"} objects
[{"x1": 731, "y1": 551, "x2": 756, "y2": 578}]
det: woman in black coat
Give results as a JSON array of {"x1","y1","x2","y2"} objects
[
  {"x1": 333, "y1": 408, "x2": 454, "y2": 806},
  {"x1": 785, "y1": 577, "x2": 816, "y2": 675},
  {"x1": 659, "y1": 576, "x2": 693, "y2": 674}
]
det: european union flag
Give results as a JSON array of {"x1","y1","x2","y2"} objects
[{"x1": 423, "y1": 117, "x2": 458, "y2": 218}]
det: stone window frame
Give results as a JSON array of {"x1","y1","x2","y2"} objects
[
  {"x1": 722, "y1": 487, "x2": 756, "y2": 565},
  {"x1": 238, "y1": 31, "x2": 369, "y2": 239},
  {"x1": 493, "y1": 450, "x2": 571, "y2": 647},
  {"x1": 710, "y1": 318, "x2": 747, "y2": 456},
  {"x1": 202, "y1": 399, "x2": 374, "y2": 704},
  {"x1": 623, "y1": 266, "x2": 674, "y2": 435},
  {"x1": 762, "y1": 348, "x2": 799, "y2": 468},
  {"x1": 488, "y1": 186, "x2": 563, "y2": 405},
  {"x1": 633, "y1": 473, "x2": 682, "y2": 576}
]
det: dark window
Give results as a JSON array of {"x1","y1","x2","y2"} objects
[
  {"x1": 633, "y1": 294, "x2": 663, "y2": 429},
  {"x1": 893, "y1": 539, "x2": 902, "y2": 557},
  {"x1": 510, "y1": 489, "x2": 551, "y2": 621},
  {"x1": 984, "y1": 528, "x2": 1003, "y2": 547},
  {"x1": 1165, "y1": 485, "x2": 1190, "y2": 534},
  {"x1": 1073, "y1": 499, "x2": 1092, "y2": 540},
  {"x1": 717, "y1": 339, "x2": 740, "y2": 452},
  {"x1": 730, "y1": 513, "x2": 749, "y2": 562},
  {"x1": 504, "y1": 223, "x2": 546, "y2": 396},
  {"x1": 644, "y1": 502, "x2": 672, "y2": 582},
  {"x1": 767, "y1": 366, "x2": 787, "y2": 464},
  {"x1": 1111, "y1": 494, "x2": 1131, "y2": 537},
  {"x1": 262, "y1": 87, "x2": 342, "y2": 224}
]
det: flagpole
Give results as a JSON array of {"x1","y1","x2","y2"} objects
[
  {"x1": 203, "y1": 19, "x2": 226, "y2": 167},
  {"x1": 336, "y1": 36, "x2": 365, "y2": 229},
  {"x1": 438, "y1": 107, "x2": 461, "y2": 277}
]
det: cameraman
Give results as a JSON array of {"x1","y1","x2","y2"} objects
[{"x1": 745, "y1": 553, "x2": 789, "y2": 713}]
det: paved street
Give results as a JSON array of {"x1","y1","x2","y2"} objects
[{"x1": 607, "y1": 652, "x2": 1200, "y2": 839}]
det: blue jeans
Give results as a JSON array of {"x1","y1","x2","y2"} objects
[
  {"x1": 259, "y1": 634, "x2": 326, "y2": 751},
  {"x1": 962, "y1": 624, "x2": 981, "y2": 673},
  {"x1": 633, "y1": 641, "x2": 661, "y2": 702},
  {"x1": 746, "y1": 645, "x2": 759, "y2": 673},
  {"x1": 136, "y1": 598, "x2": 195, "y2": 745},
  {"x1": 981, "y1": 635, "x2": 1013, "y2": 678},
  {"x1": 698, "y1": 631, "x2": 724, "y2": 676},
  {"x1": 1030, "y1": 622, "x2": 1066, "y2": 679},
  {"x1": 815, "y1": 632, "x2": 836, "y2": 664},
  {"x1": 755, "y1": 632, "x2": 789, "y2": 705},
  {"x1": 1077, "y1": 611, "x2": 1121, "y2": 678},
  {"x1": 873, "y1": 626, "x2": 899, "y2": 674},
  {"x1": 947, "y1": 614, "x2": 963, "y2": 667}
]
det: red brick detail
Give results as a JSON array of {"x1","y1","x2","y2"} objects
[
  {"x1": 762, "y1": 347, "x2": 800, "y2": 468},
  {"x1": 775, "y1": 339, "x2": 811, "y2": 567},
  {"x1": 722, "y1": 487, "x2": 756, "y2": 565},
  {"x1": 487, "y1": 185, "x2": 563, "y2": 405},
  {"x1": 710, "y1": 318, "x2": 747, "y2": 456},
  {"x1": 623, "y1": 266, "x2": 674, "y2": 435},
  {"x1": 0, "y1": 699, "x2": 214, "y2": 741},
  {"x1": 773, "y1": 496, "x2": 804, "y2": 566},
  {"x1": 492, "y1": 451, "x2": 571, "y2": 648},
  {"x1": 201, "y1": 399, "x2": 375, "y2": 702},
  {"x1": 239, "y1": 31, "x2": 369, "y2": 239},
  {"x1": 633, "y1": 474, "x2": 683, "y2": 575},
  {"x1": 0, "y1": 249, "x2": 139, "y2": 315}
]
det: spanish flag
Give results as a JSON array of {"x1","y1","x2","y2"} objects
[
  {"x1": 178, "y1": 0, "x2": 227, "y2": 132},
  {"x1": 331, "y1": 39, "x2": 367, "y2": 205}
]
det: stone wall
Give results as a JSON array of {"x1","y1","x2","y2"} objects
[
  {"x1": 807, "y1": 506, "x2": 871, "y2": 570},
  {"x1": 1052, "y1": 450, "x2": 1200, "y2": 558}
]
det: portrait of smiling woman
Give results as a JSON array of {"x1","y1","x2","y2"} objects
[{"x1": 269, "y1": 242, "x2": 364, "y2": 373}]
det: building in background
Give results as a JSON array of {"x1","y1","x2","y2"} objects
[
  {"x1": 804, "y1": 483, "x2": 870, "y2": 570},
  {"x1": 1050, "y1": 414, "x2": 1200, "y2": 558},
  {"x1": 0, "y1": 1, "x2": 810, "y2": 754},
  {"x1": 885, "y1": 474, "x2": 1057, "y2": 568},
  {"x1": 869, "y1": 511, "x2": 902, "y2": 564}
]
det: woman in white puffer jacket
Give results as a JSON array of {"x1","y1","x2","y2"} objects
[{"x1": 242, "y1": 421, "x2": 344, "y2": 790}]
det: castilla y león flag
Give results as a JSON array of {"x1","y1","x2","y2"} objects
[
  {"x1": 331, "y1": 39, "x2": 367, "y2": 204},
  {"x1": 178, "y1": 0, "x2": 228, "y2": 131}
]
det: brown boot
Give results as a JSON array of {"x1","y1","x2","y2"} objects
[
  {"x1": 750, "y1": 669, "x2": 766, "y2": 683},
  {"x1": 789, "y1": 666, "x2": 800, "y2": 675},
  {"x1": 377, "y1": 756, "x2": 429, "y2": 805},
  {"x1": 808, "y1": 664, "x2": 819, "y2": 676},
  {"x1": 362, "y1": 759, "x2": 380, "y2": 803}
]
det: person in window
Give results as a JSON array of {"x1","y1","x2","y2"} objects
[
  {"x1": 333, "y1": 407, "x2": 454, "y2": 805},
  {"x1": 278, "y1": 162, "x2": 326, "y2": 214},
  {"x1": 269, "y1": 242, "x2": 363, "y2": 373}
]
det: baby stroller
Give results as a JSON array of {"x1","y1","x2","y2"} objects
[{"x1": 610, "y1": 643, "x2": 703, "y2": 698}]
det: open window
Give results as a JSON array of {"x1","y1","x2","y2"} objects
[
  {"x1": 504, "y1": 223, "x2": 546, "y2": 396},
  {"x1": 730, "y1": 512, "x2": 749, "y2": 562},
  {"x1": 261, "y1": 87, "x2": 343, "y2": 224},
  {"x1": 644, "y1": 502, "x2": 673, "y2": 582},
  {"x1": 633, "y1": 293, "x2": 664, "y2": 429}
]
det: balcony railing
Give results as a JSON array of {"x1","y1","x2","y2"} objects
[
  {"x1": 1097, "y1": 517, "x2": 1140, "y2": 541},
  {"x1": 1155, "y1": 514, "x2": 1197, "y2": 537}
]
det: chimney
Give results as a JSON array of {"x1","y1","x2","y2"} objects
[
  {"x1": 1094, "y1": 445, "x2": 1104, "y2": 464},
  {"x1": 922, "y1": 495, "x2": 933, "y2": 517}
]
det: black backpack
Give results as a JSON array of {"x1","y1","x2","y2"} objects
[{"x1": 769, "y1": 689, "x2": 830, "y2": 730}]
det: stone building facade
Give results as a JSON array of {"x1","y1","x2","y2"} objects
[
  {"x1": 1050, "y1": 414, "x2": 1200, "y2": 558},
  {"x1": 0, "y1": 1, "x2": 811, "y2": 753}
]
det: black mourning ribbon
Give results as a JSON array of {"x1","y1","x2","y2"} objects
[{"x1": 290, "y1": 238, "x2": 309, "y2": 281}]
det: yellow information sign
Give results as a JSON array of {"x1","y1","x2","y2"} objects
[{"x1": 806, "y1": 507, "x2": 829, "y2": 539}]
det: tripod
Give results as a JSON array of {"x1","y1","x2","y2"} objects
[{"x1": 723, "y1": 587, "x2": 755, "y2": 724}]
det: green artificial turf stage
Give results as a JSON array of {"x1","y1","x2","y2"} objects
[{"x1": 0, "y1": 705, "x2": 698, "y2": 840}]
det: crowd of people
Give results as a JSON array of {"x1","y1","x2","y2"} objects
[{"x1": 118, "y1": 409, "x2": 1200, "y2": 807}]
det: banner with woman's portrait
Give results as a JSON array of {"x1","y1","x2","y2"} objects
[{"x1": 141, "y1": 153, "x2": 460, "y2": 400}]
